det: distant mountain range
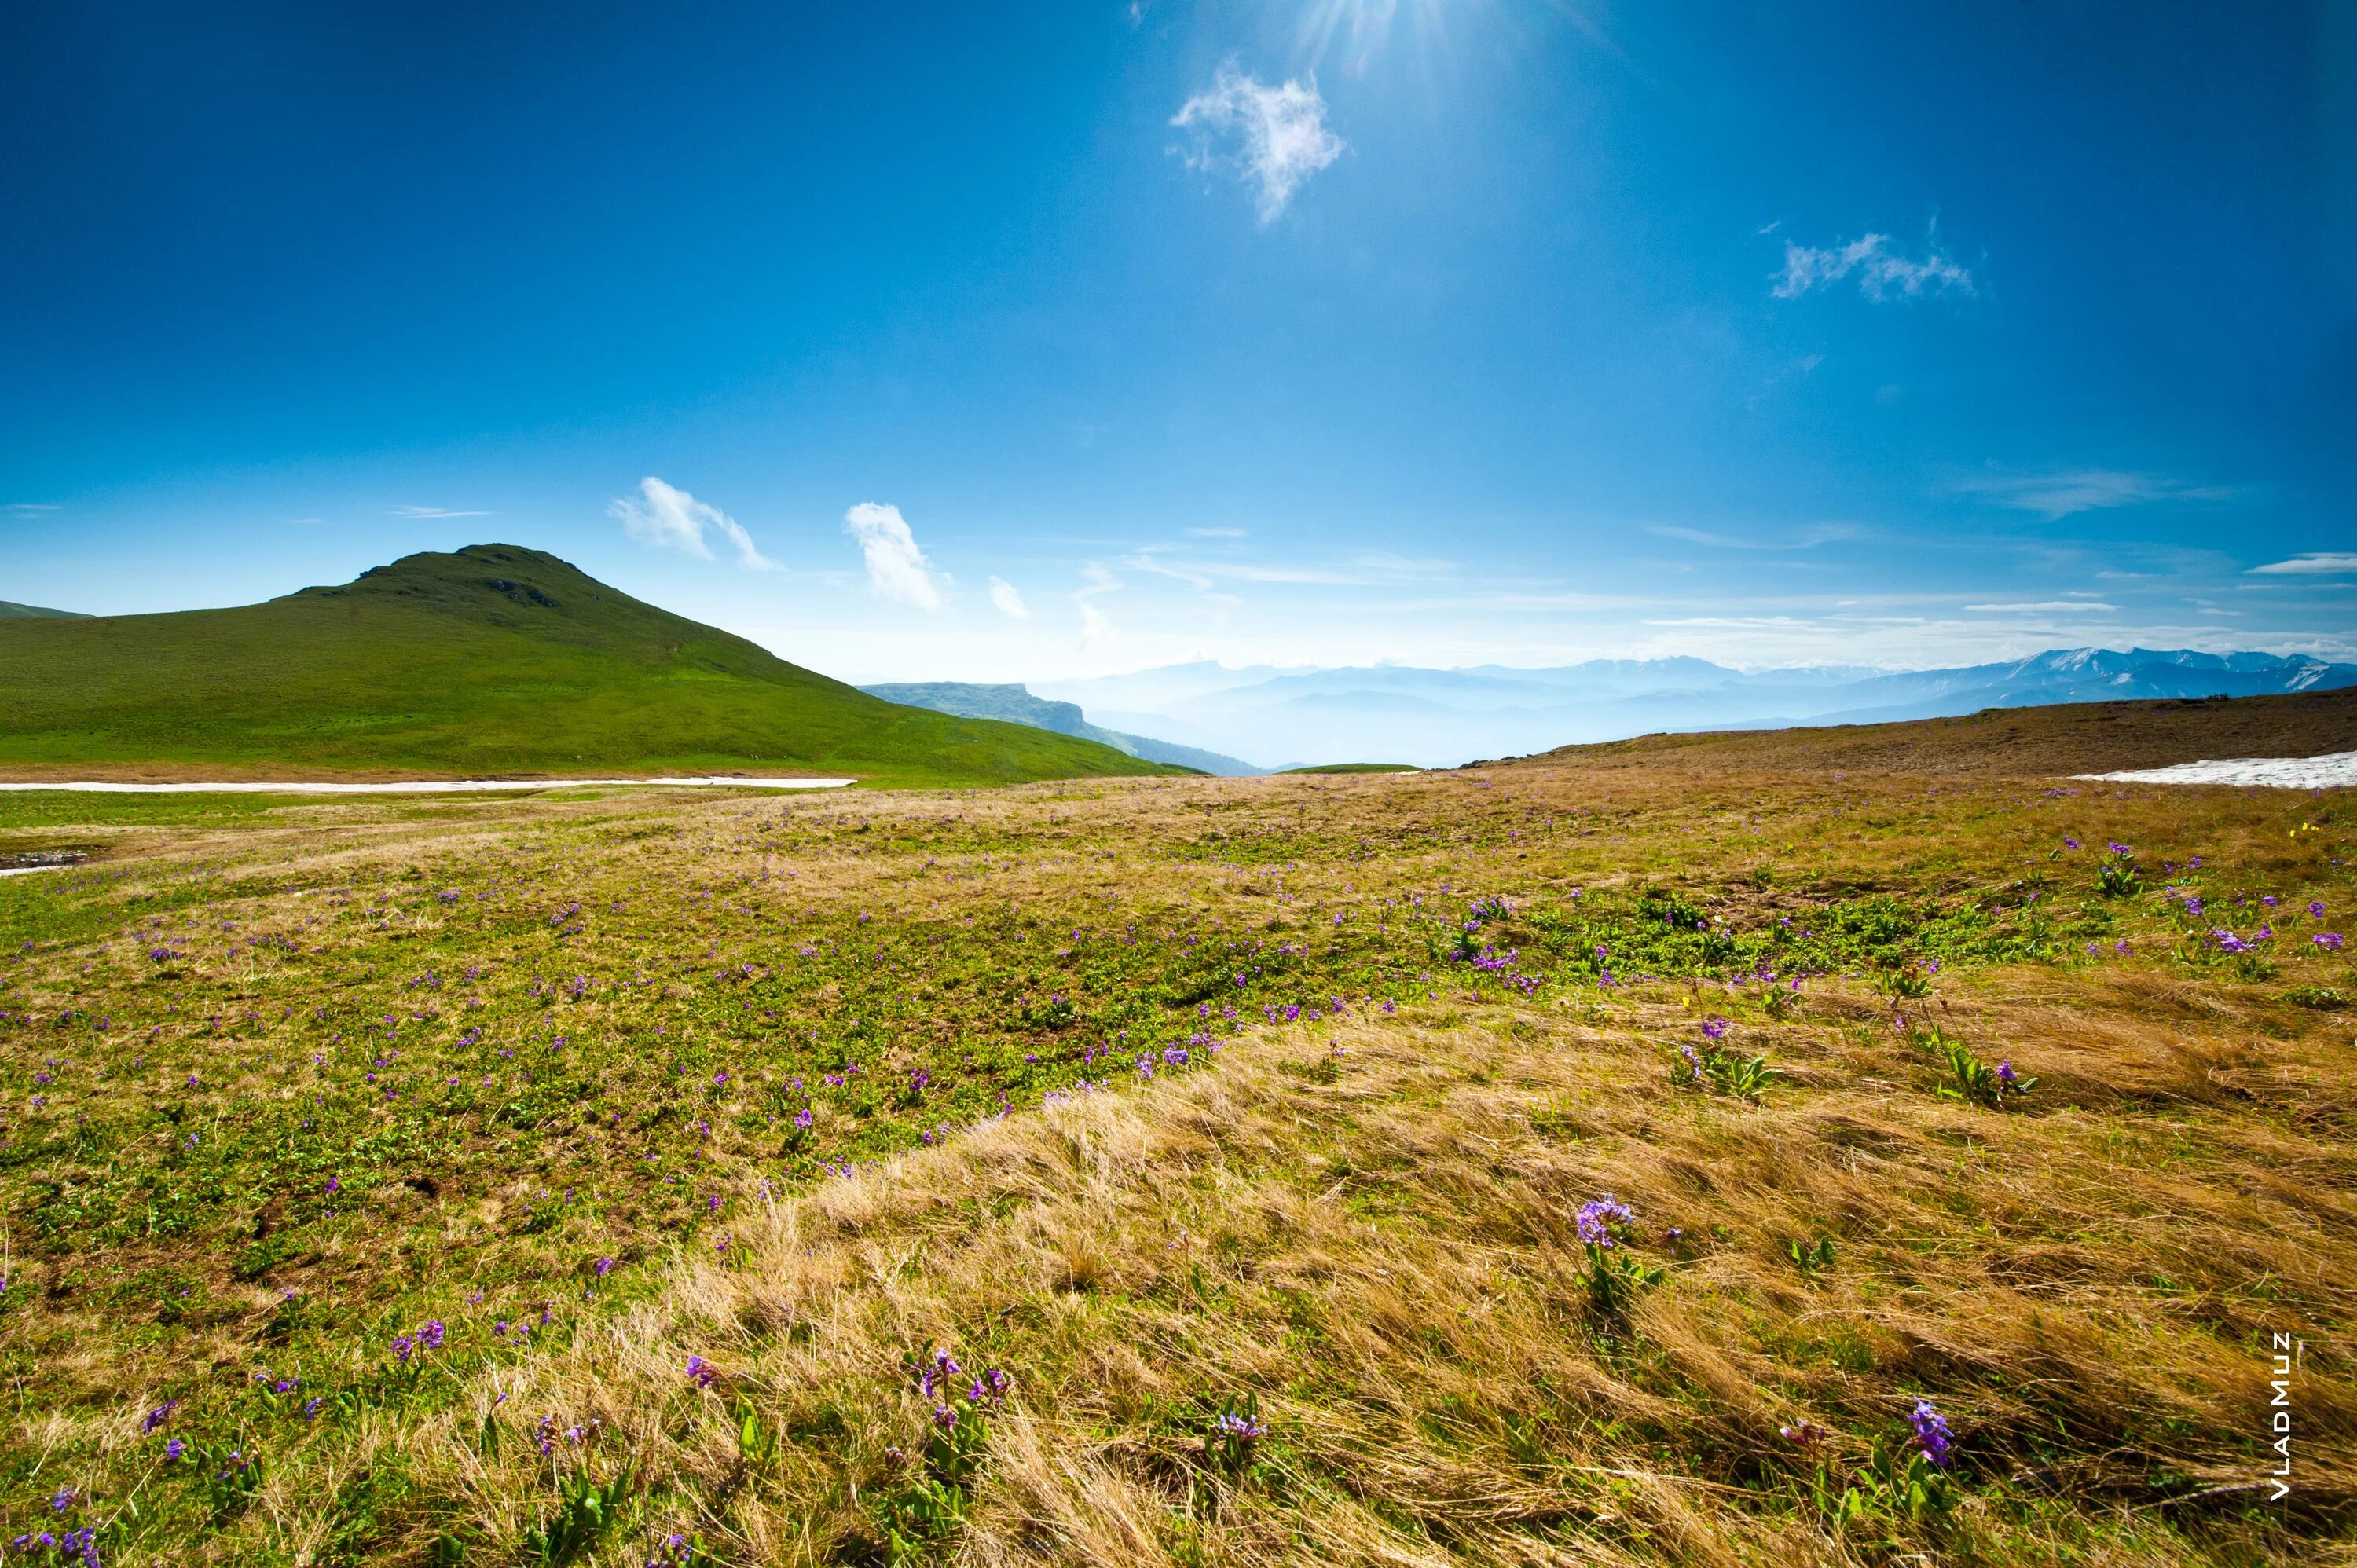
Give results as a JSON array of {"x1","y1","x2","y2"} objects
[
  {"x1": 860, "y1": 683, "x2": 1258, "y2": 775},
  {"x1": 1022, "y1": 649, "x2": 2357, "y2": 769}
]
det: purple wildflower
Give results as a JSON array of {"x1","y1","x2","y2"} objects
[
  {"x1": 686, "y1": 1355, "x2": 717, "y2": 1388},
  {"x1": 1908, "y1": 1399, "x2": 1955, "y2": 1467},
  {"x1": 1576, "y1": 1196, "x2": 1633, "y2": 1247}
]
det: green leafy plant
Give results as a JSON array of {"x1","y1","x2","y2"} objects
[
  {"x1": 1204, "y1": 1393, "x2": 1268, "y2": 1481},
  {"x1": 1710, "y1": 1051, "x2": 1783, "y2": 1100},
  {"x1": 1875, "y1": 963, "x2": 1933, "y2": 1000},
  {"x1": 522, "y1": 1464, "x2": 634, "y2": 1566},
  {"x1": 1581, "y1": 1244, "x2": 1666, "y2": 1317},
  {"x1": 1786, "y1": 1234, "x2": 1836, "y2": 1281},
  {"x1": 1930, "y1": 1031, "x2": 2035, "y2": 1109},
  {"x1": 1675, "y1": 1039, "x2": 1783, "y2": 1102},
  {"x1": 2286, "y1": 986, "x2": 2346, "y2": 1010},
  {"x1": 2095, "y1": 852, "x2": 2141, "y2": 899},
  {"x1": 193, "y1": 1439, "x2": 265, "y2": 1519},
  {"x1": 1637, "y1": 885, "x2": 1706, "y2": 932},
  {"x1": 735, "y1": 1401, "x2": 779, "y2": 1471}
]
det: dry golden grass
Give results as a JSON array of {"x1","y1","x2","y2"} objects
[
  {"x1": 406, "y1": 957, "x2": 2355, "y2": 1565},
  {"x1": 2, "y1": 752, "x2": 2352, "y2": 1563}
]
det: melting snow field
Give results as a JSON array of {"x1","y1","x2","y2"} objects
[
  {"x1": 2076, "y1": 750, "x2": 2357, "y2": 789},
  {"x1": 0, "y1": 777, "x2": 856, "y2": 795}
]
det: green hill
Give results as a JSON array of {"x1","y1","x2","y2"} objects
[
  {"x1": 0, "y1": 545, "x2": 1179, "y2": 786},
  {"x1": 0, "y1": 600, "x2": 85, "y2": 618}
]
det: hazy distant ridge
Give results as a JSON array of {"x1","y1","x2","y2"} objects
[
  {"x1": 1028, "y1": 648, "x2": 2357, "y2": 768},
  {"x1": 860, "y1": 682, "x2": 1262, "y2": 775}
]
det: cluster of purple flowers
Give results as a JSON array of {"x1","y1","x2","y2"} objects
[
  {"x1": 8, "y1": 1528, "x2": 99, "y2": 1566},
  {"x1": 685, "y1": 1354, "x2": 719, "y2": 1388},
  {"x1": 1576, "y1": 1195, "x2": 1633, "y2": 1247},
  {"x1": 1908, "y1": 1399, "x2": 1955, "y2": 1467},
  {"x1": 389, "y1": 1319, "x2": 445, "y2": 1364},
  {"x1": 1212, "y1": 1409, "x2": 1267, "y2": 1441}
]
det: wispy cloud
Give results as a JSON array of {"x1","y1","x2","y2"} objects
[
  {"x1": 389, "y1": 504, "x2": 493, "y2": 518},
  {"x1": 3, "y1": 503, "x2": 60, "y2": 515},
  {"x1": 1952, "y1": 468, "x2": 2234, "y2": 520},
  {"x1": 1171, "y1": 66, "x2": 1344, "y2": 223},
  {"x1": 988, "y1": 576, "x2": 1031, "y2": 619},
  {"x1": 609, "y1": 477, "x2": 772, "y2": 570},
  {"x1": 1772, "y1": 232, "x2": 1974, "y2": 302},
  {"x1": 2247, "y1": 553, "x2": 2357, "y2": 576},
  {"x1": 1185, "y1": 526, "x2": 1248, "y2": 538},
  {"x1": 1964, "y1": 600, "x2": 2118, "y2": 613},
  {"x1": 1645, "y1": 522, "x2": 1862, "y2": 551},
  {"x1": 843, "y1": 502, "x2": 941, "y2": 608}
]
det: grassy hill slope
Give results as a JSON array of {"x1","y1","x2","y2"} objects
[
  {"x1": 0, "y1": 599, "x2": 85, "y2": 618},
  {"x1": 0, "y1": 545, "x2": 1175, "y2": 786},
  {"x1": 1501, "y1": 686, "x2": 2357, "y2": 778}
]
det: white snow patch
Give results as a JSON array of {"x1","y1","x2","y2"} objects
[
  {"x1": 2074, "y1": 751, "x2": 2357, "y2": 788},
  {"x1": 0, "y1": 778, "x2": 856, "y2": 795}
]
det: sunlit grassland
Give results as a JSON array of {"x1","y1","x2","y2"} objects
[{"x1": 0, "y1": 765, "x2": 2349, "y2": 1564}]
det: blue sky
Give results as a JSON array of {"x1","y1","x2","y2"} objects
[{"x1": 3, "y1": 1, "x2": 2351, "y2": 680}]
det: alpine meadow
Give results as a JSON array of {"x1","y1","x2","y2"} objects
[{"x1": 0, "y1": 698, "x2": 2351, "y2": 1564}]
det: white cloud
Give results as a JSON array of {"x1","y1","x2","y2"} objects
[
  {"x1": 988, "y1": 576, "x2": 1031, "y2": 619},
  {"x1": 843, "y1": 502, "x2": 941, "y2": 608},
  {"x1": 2248, "y1": 553, "x2": 2357, "y2": 576},
  {"x1": 1185, "y1": 526, "x2": 1248, "y2": 538},
  {"x1": 1772, "y1": 233, "x2": 1974, "y2": 302},
  {"x1": 609, "y1": 477, "x2": 772, "y2": 570},
  {"x1": 389, "y1": 504, "x2": 494, "y2": 518},
  {"x1": 1952, "y1": 468, "x2": 2234, "y2": 520},
  {"x1": 3, "y1": 503, "x2": 60, "y2": 515},
  {"x1": 1172, "y1": 66, "x2": 1344, "y2": 223},
  {"x1": 1080, "y1": 601, "x2": 1116, "y2": 644},
  {"x1": 1964, "y1": 600, "x2": 2118, "y2": 613}
]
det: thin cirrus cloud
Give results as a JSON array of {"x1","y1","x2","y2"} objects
[
  {"x1": 388, "y1": 504, "x2": 494, "y2": 518},
  {"x1": 1964, "y1": 600, "x2": 2119, "y2": 613},
  {"x1": 1772, "y1": 232, "x2": 1974, "y2": 302},
  {"x1": 843, "y1": 503, "x2": 942, "y2": 609},
  {"x1": 1951, "y1": 468, "x2": 2234, "y2": 521},
  {"x1": 608, "y1": 477, "x2": 772, "y2": 570},
  {"x1": 988, "y1": 576, "x2": 1031, "y2": 619},
  {"x1": 1171, "y1": 65, "x2": 1344, "y2": 223},
  {"x1": 1646, "y1": 522, "x2": 1864, "y2": 550},
  {"x1": 2247, "y1": 553, "x2": 2357, "y2": 576}
]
